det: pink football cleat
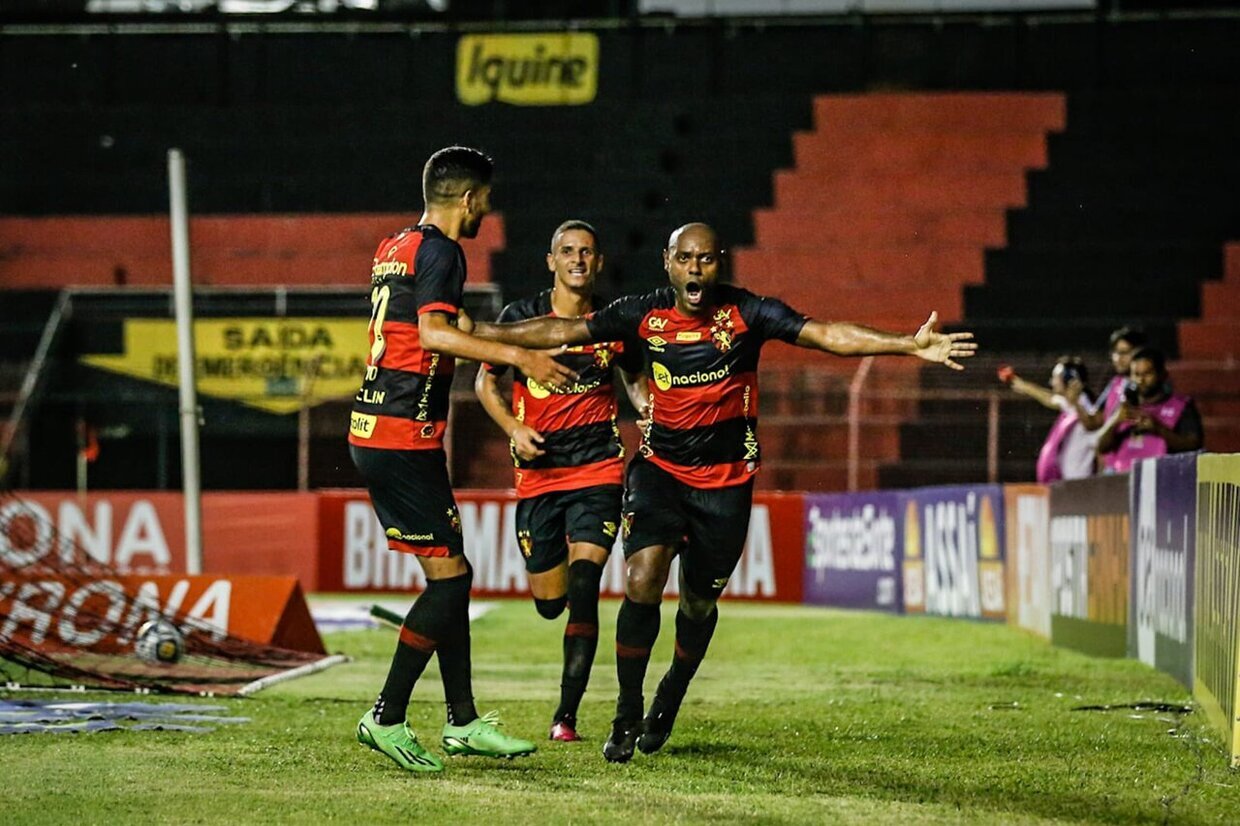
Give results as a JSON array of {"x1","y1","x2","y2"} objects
[{"x1": 549, "y1": 720, "x2": 582, "y2": 742}]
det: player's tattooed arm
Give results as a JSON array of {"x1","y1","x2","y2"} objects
[
  {"x1": 472, "y1": 316, "x2": 594, "y2": 349},
  {"x1": 474, "y1": 366, "x2": 546, "y2": 460},
  {"x1": 420, "y1": 312, "x2": 577, "y2": 387},
  {"x1": 795, "y1": 312, "x2": 977, "y2": 371}
]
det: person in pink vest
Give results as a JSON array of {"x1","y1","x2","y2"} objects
[
  {"x1": 1096, "y1": 347, "x2": 1203, "y2": 473},
  {"x1": 998, "y1": 356, "x2": 1099, "y2": 483},
  {"x1": 1075, "y1": 326, "x2": 1148, "y2": 432}
]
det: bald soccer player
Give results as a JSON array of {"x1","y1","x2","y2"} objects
[{"x1": 471, "y1": 223, "x2": 977, "y2": 762}]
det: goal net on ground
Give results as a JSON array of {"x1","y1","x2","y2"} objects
[{"x1": 0, "y1": 492, "x2": 341, "y2": 696}]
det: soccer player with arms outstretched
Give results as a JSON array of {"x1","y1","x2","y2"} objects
[
  {"x1": 472, "y1": 223, "x2": 977, "y2": 762},
  {"x1": 350, "y1": 146, "x2": 576, "y2": 773},
  {"x1": 475, "y1": 220, "x2": 647, "y2": 742}
]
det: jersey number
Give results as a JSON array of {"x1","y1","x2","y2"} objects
[{"x1": 369, "y1": 284, "x2": 391, "y2": 364}]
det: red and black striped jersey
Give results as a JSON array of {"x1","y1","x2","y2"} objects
[
  {"x1": 487, "y1": 289, "x2": 638, "y2": 498},
  {"x1": 348, "y1": 225, "x2": 465, "y2": 451},
  {"x1": 586, "y1": 284, "x2": 807, "y2": 489}
]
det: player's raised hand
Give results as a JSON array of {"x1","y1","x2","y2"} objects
[
  {"x1": 519, "y1": 347, "x2": 578, "y2": 388},
  {"x1": 510, "y1": 424, "x2": 546, "y2": 461},
  {"x1": 913, "y1": 311, "x2": 977, "y2": 371}
]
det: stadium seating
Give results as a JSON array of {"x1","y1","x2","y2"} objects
[
  {"x1": 4, "y1": 17, "x2": 1239, "y2": 490},
  {"x1": 1173, "y1": 242, "x2": 1240, "y2": 454},
  {"x1": 734, "y1": 92, "x2": 1065, "y2": 490},
  {"x1": 0, "y1": 214, "x2": 504, "y2": 287},
  {"x1": 886, "y1": 88, "x2": 1240, "y2": 486}
]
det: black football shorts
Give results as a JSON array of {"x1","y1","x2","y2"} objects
[
  {"x1": 620, "y1": 457, "x2": 754, "y2": 599},
  {"x1": 349, "y1": 445, "x2": 464, "y2": 558},
  {"x1": 514, "y1": 484, "x2": 622, "y2": 574}
]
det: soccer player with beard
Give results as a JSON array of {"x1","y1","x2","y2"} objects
[
  {"x1": 471, "y1": 223, "x2": 977, "y2": 762},
  {"x1": 475, "y1": 220, "x2": 648, "y2": 742},
  {"x1": 350, "y1": 146, "x2": 577, "y2": 773}
]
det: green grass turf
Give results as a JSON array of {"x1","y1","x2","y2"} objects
[{"x1": 3, "y1": 600, "x2": 1238, "y2": 824}]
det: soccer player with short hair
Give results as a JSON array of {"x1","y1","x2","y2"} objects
[
  {"x1": 350, "y1": 146, "x2": 577, "y2": 773},
  {"x1": 472, "y1": 223, "x2": 977, "y2": 763},
  {"x1": 475, "y1": 220, "x2": 647, "y2": 742}
]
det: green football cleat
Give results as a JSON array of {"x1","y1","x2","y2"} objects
[
  {"x1": 441, "y1": 710, "x2": 537, "y2": 759},
  {"x1": 357, "y1": 710, "x2": 444, "y2": 773}
]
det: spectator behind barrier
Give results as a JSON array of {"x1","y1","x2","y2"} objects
[
  {"x1": 1075, "y1": 326, "x2": 1148, "y2": 432},
  {"x1": 998, "y1": 356, "x2": 1099, "y2": 483},
  {"x1": 1096, "y1": 347, "x2": 1203, "y2": 473}
]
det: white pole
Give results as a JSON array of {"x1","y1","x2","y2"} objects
[{"x1": 168, "y1": 148, "x2": 204, "y2": 576}]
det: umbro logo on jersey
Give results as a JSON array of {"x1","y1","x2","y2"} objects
[{"x1": 648, "y1": 336, "x2": 667, "y2": 351}]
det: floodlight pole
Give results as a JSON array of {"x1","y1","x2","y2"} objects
[{"x1": 168, "y1": 148, "x2": 204, "y2": 575}]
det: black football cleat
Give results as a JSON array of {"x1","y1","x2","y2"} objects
[
  {"x1": 602, "y1": 719, "x2": 640, "y2": 763},
  {"x1": 637, "y1": 694, "x2": 682, "y2": 755}
]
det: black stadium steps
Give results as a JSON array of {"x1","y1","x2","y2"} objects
[
  {"x1": 1004, "y1": 207, "x2": 1240, "y2": 247},
  {"x1": 980, "y1": 246, "x2": 1222, "y2": 285},
  {"x1": 1020, "y1": 174, "x2": 1238, "y2": 214},
  {"x1": 964, "y1": 281, "x2": 1204, "y2": 321},
  {"x1": 947, "y1": 318, "x2": 1182, "y2": 358}
]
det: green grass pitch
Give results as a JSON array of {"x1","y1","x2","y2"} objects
[{"x1": 4, "y1": 600, "x2": 1239, "y2": 824}]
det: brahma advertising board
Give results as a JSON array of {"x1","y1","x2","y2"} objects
[{"x1": 318, "y1": 490, "x2": 803, "y2": 601}]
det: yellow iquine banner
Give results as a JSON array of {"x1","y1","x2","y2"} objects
[
  {"x1": 456, "y1": 32, "x2": 599, "y2": 107},
  {"x1": 81, "y1": 318, "x2": 369, "y2": 414}
]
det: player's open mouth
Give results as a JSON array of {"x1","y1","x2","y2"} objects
[{"x1": 685, "y1": 281, "x2": 703, "y2": 305}]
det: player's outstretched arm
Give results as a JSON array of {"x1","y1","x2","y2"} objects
[
  {"x1": 795, "y1": 311, "x2": 977, "y2": 371},
  {"x1": 472, "y1": 316, "x2": 594, "y2": 349},
  {"x1": 420, "y1": 312, "x2": 576, "y2": 387},
  {"x1": 474, "y1": 366, "x2": 546, "y2": 460}
]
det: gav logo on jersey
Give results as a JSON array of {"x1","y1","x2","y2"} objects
[{"x1": 651, "y1": 361, "x2": 730, "y2": 391}]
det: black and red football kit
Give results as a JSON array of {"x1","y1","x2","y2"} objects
[
  {"x1": 585, "y1": 284, "x2": 807, "y2": 597},
  {"x1": 348, "y1": 224, "x2": 467, "y2": 559},
  {"x1": 486, "y1": 289, "x2": 638, "y2": 573}
]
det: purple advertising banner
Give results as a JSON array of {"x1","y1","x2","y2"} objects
[
  {"x1": 1129, "y1": 453, "x2": 1197, "y2": 688},
  {"x1": 903, "y1": 485, "x2": 1006, "y2": 620},
  {"x1": 804, "y1": 492, "x2": 904, "y2": 612}
]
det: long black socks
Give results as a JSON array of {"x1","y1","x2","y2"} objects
[
  {"x1": 614, "y1": 597, "x2": 661, "y2": 722},
  {"x1": 553, "y1": 560, "x2": 604, "y2": 723},
  {"x1": 373, "y1": 570, "x2": 473, "y2": 726}
]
